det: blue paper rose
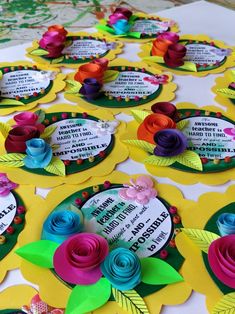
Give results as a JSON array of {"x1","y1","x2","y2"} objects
[
  {"x1": 101, "y1": 247, "x2": 141, "y2": 290},
  {"x1": 42, "y1": 210, "x2": 83, "y2": 244},
  {"x1": 112, "y1": 19, "x2": 131, "y2": 35},
  {"x1": 24, "y1": 138, "x2": 52, "y2": 169},
  {"x1": 216, "y1": 213, "x2": 235, "y2": 236}
]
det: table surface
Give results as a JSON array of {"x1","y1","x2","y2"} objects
[{"x1": 0, "y1": 1, "x2": 234, "y2": 313}]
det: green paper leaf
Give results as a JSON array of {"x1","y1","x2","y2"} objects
[
  {"x1": 178, "y1": 61, "x2": 197, "y2": 72},
  {"x1": 30, "y1": 48, "x2": 49, "y2": 56},
  {"x1": 230, "y1": 70, "x2": 235, "y2": 81},
  {"x1": 143, "y1": 56, "x2": 164, "y2": 63},
  {"x1": 143, "y1": 155, "x2": 177, "y2": 166},
  {"x1": 123, "y1": 140, "x2": 155, "y2": 153},
  {"x1": 0, "y1": 70, "x2": 3, "y2": 80},
  {"x1": 64, "y1": 39, "x2": 73, "y2": 47},
  {"x1": 51, "y1": 144, "x2": 60, "y2": 151},
  {"x1": 176, "y1": 150, "x2": 203, "y2": 171},
  {"x1": 112, "y1": 288, "x2": 150, "y2": 314},
  {"x1": 44, "y1": 157, "x2": 66, "y2": 176},
  {"x1": 103, "y1": 70, "x2": 119, "y2": 83},
  {"x1": 65, "y1": 79, "x2": 82, "y2": 94},
  {"x1": 66, "y1": 278, "x2": 111, "y2": 314},
  {"x1": 182, "y1": 228, "x2": 220, "y2": 253},
  {"x1": 216, "y1": 88, "x2": 235, "y2": 99},
  {"x1": 176, "y1": 119, "x2": 189, "y2": 130},
  {"x1": 141, "y1": 257, "x2": 183, "y2": 285},
  {"x1": 35, "y1": 109, "x2": 46, "y2": 123},
  {"x1": 96, "y1": 24, "x2": 115, "y2": 34},
  {"x1": 0, "y1": 153, "x2": 25, "y2": 163},
  {"x1": 0, "y1": 99, "x2": 25, "y2": 106},
  {"x1": 129, "y1": 15, "x2": 138, "y2": 23},
  {"x1": 15, "y1": 240, "x2": 59, "y2": 268},
  {"x1": 0, "y1": 122, "x2": 11, "y2": 138},
  {"x1": 51, "y1": 55, "x2": 64, "y2": 64},
  {"x1": 212, "y1": 292, "x2": 235, "y2": 314},
  {"x1": 131, "y1": 110, "x2": 149, "y2": 123},
  {"x1": 40, "y1": 125, "x2": 57, "y2": 139},
  {"x1": 127, "y1": 31, "x2": 141, "y2": 39}
]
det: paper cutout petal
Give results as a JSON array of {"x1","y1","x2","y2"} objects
[
  {"x1": 40, "y1": 125, "x2": 57, "y2": 139},
  {"x1": 143, "y1": 155, "x2": 177, "y2": 166},
  {"x1": 212, "y1": 292, "x2": 235, "y2": 314},
  {"x1": 123, "y1": 140, "x2": 155, "y2": 153},
  {"x1": 0, "y1": 122, "x2": 11, "y2": 138},
  {"x1": 15, "y1": 240, "x2": 59, "y2": 268},
  {"x1": 131, "y1": 110, "x2": 149, "y2": 124},
  {"x1": 141, "y1": 257, "x2": 183, "y2": 285}
]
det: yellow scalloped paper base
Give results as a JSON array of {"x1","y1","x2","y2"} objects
[
  {"x1": 0, "y1": 285, "x2": 37, "y2": 309},
  {"x1": 96, "y1": 12, "x2": 179, "y2": 43},
  {"x1": 121, "y1": 102, "x2": 235, "y2": 185},
  {"x1": 0, "y1": 185, "x2": 36, "y2": 283},
  {"x1": 0, "y1": 61, "x2": 66, "y2": 116},
  {"x1": 139, "y1": 34, "x2": 235, "y2": 77},
  {"x1": 26, "y1": 32, "x2": 123, "y2": 69},
  {"x1": 19, "y1": 171, "x2": 193, "y2": 312},
  {"x1": 176, "y1": 185, "x2": 235, "y2": 313},
  {"x1": 212, "y1": 70, "x2": 235, "y2": 112},
  {"x1": 0, "y1": 104, "x2": 129, "y2": 188},
  {"x1": 64, "y1": 58, "x2": 177, "y2": 114}
]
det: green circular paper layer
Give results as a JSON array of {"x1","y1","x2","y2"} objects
[{"x1": 0, "y1": 310, "x2": 24, "y2": 314}]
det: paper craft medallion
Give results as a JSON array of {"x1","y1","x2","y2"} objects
[
  {"x1": 0, "y1": 61, "x2": 65, "y2": 115},
  {"x1": 17, "y1": 172, "x2": 192, "y2": 314},
  {"x1": 96, "y1": 10, "x2": 179, "y2": 42},
  {"x1": 0, "y1": 174, "x2": 36, "y2": 283},
  {"x1": 121, "y1": 102, "x2": 235, "y2": 185},
  {"x1": 65, "y1": 58, "x2": 176, "y2": 114},
  {"x1": 176, "y1": 185, "x2": 235, "y2": 314},
  {"x1": 0, "y1": 104, "x2": 128, "y2": 188},
  {"x1": 26, "y1": 30, "x2": 123, "y2": 69},
  {"x1": 139, "y1": 34, "x2": 235, "y2": 77}
]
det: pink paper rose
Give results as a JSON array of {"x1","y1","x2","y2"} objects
[
  {"x1": 13, "y1": 112, "x2": 45, "y2": 134},
  {"x1": 39, "y1": 30, "x2": 67, "y2": 58},
  {"x1": 53, "y1": 233, "x2": 109, "y2": 285},
  {"x1": 0, "y1": 173, "x2": 18, "y2": 196}
]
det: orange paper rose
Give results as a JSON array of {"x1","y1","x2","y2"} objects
[{"x1": 137, "y1": 113, "x2": 176, "y2": 144}]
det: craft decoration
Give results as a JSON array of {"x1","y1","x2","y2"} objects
[
  {"x1": 65, "y1": 58, "x2": 176, "y2": 114},
  {"x1": 176, "y1": 185, "x2": 235, "y2": 313},
  {"x1": 0, "y1": 174, "x2": 35, "y2": 283},
  {"x1": 0, "y1": 104, "x2": 128, "y2": 188},
  {"x1": 18, "y1": 172, "x2": 193, "y2": 314},
  {"x1": 121, "y1": 102, "x2": 235, "y2": 185},
  {"x1": 139, "y1": 34, "x2": 235, "y2": 76},
  {"x1": 212, "y1": 70, "x2": 235, "y2": 112},
  {"x1": 26, "y1": 26, "x2": 123, "y2": 68},
  {"x1": 96, "y1": 8, "x2": 179, "y2": 42},
  {"x1": 0, "y1": 61, "x2": 65, "y2": 115}
]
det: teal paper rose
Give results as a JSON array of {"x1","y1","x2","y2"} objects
[
  {"x1": 24, "y1": 138, "x2": 52, "y2": 169},
  {"x1": 101, "y1": 247, "x2": 141, "y2": 291}
]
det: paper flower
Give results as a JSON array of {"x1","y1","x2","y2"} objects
[
  {"x1": 153, "y1": 129, "x2": 187, "y2": 157},
  {"x1": 101, "y1": 247, "x2": 141, "y2": 291},
  {"x1": 151, "y1": 32, "x2": 179, "y2": 57},
  {"x1": 5, "y1": 126, "x2": 40, "y2": 153},
  {"x1": 47, "y1": 24, "x2": 68, "y2": 37},
  {"x1": 164, "y1": 43, "x2": 187, "y2": 68},
  {"x1": 151, "y1": 102, "x2": 177, "y2": 120},
  {"x1": 22, "y1": 294, "x2": 64, "y2": 314},
  {"x1": 211, "y1": 48, "x2": 232, "y2": 57},
  {"x1": 208, "y1": 234, "x2": 235, "y2": 288},
  {"x1": 157, "y1": 32, "x2": 179, "y2": 44},
  {"x1": 119, "y1": 176, "x2": 157, "y2": 205},
  {"x1": 13, "y1": 112, "x2": 45, "y2": 134},
  {"x1": 32, "y1": 70, "x2": 57, "y2": 82},
  {"x1": 53, "y1": 233, "x2": 109, "y2": 285},
  {"x1": 0, "y1": 173, "x2": 18, "y2": 196},
  {"x1": 143, "y1": 74, "x2": 169, "y2": 85},
  {"x1": 137, "y1": 113, "x2": 176, "y2": 144},
  {"x1": 90, "y1": 120, "x2": 119, "y2": 135},
  {"x1": 42, "y1": 210, "x2": 83, "y2": 244},
  {"x1": 74, "y1": 63, "x2": 105, "y2": 83},
  {"x1": 112, "y1": 19, "x2": 131, "y2": 35},
  {"x1": 91, "y1": 58, "x2": 109, "y2": 71},
  {"x1": 79, "y1": 78, "x2": 103, "y2": 100},
  {"x1": 108, "y1": 7, "x2": 132, "y2": 25},
  {"x1": 223, "y1": 128, "x2": 235, "y2": 140},
  {"x1": 216, "y1": 213, "x2": 235, "y2": 236},
  {"x1": 24, "y1": 138, "x2": 52, "y2": 169}
]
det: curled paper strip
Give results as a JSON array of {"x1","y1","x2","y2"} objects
[{"x1": 216, "y1": 213, "x2": 235, "y2": 236}]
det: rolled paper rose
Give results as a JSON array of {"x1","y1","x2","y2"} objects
[
  {"x1": 112, "y1": 19, "x2": 131, "y2": 35},
  {"x1": 74, "y1": 63, "x2": 104, "y2": 83},
  {"x1": 39, "y1": 31, "x2": 66, "y2": 58},
  {"x1": 164, "y1": 43, "x2": 187, "y2": 68},
  {"x1": 0, "y1": 173, "x2": 18, "y2": 197},
  {"x1": 101, "y1": 247, "x2": 141, "y2": 291},
  {"x1": 53, "y1": 233, "x2": 109, "y2": 285},
  {"x1": 151, "y1": 38, "x2": 173, "y2": 57},
  {"x1": 157, "y1": 32, "x2": 179, "y2": 44},
  {"x1": 113, "y1": 7, "x2": 133, "y2": 19},
  {"x1": 151, "y1": 102, "x2": 177, "y2": 120},
  {"x1": 47, "y1": 24, "x2": 68, "y2": 37},
  {"x1": 208, "y1": 234, "x2": 235, "y2": 288},
  {"x1": 108, "y1": 12, "x2": 128, "y2": 25},
  {"x1": 79, "y1": 78, "x2": 102, "y2": 100},
  {"x1": 5, "y1": 126, "x2": 40, "y2": 153},
  {"x1": 137, "y1": 113, "x2": 176, "y2": 144},
  {"x1": 13, "y1": 112, "x2": 45, "y2": 134},
  {"x1": 153, "y1": 128, "x2": 187, "y2": 157},
  {"x1": 42, "y1": 210, "x2": 83, "y2": 244},
  {"x1": 23, "y1": 138, "x2": 53, "y2": 169},
  {"x1": 216, "y1": 213, "x2": 235, "y2": 236},
  {"x1": 91, "y1": 58, "x2": 109, "y2": 71}
]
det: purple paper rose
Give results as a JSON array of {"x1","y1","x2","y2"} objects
[
  {"x1": 153, "y1": 129, "x2": 187, "y2": 157},
  {"x1": 79, "y1": 78, "x2": 102, "y2": 100}
]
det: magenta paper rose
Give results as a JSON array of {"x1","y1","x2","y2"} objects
[
  {"x1": 208, "y1": 234, "x2": 235, "y2": 288},
  {"x1": 0, "y1": 173, "x2": 18, "y2": 196},
  {"x1": 53, "y1": 233, "x2": 109, "y2": 285},
  {"x1": 39, "y1": 31, "x2": 67, "y2": 58},
  {"x1": 13, "y1": 112, "x2": 45, "y2": 134},
  {"x1": 119, "y1": 176, "x2": 157, "y2": 205}
]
